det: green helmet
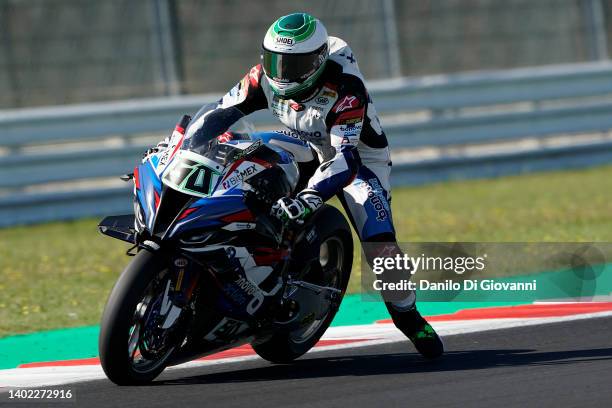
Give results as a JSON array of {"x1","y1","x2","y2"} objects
[{"x1": 261, "y1": 13, "x2": 329, "y2": 98}]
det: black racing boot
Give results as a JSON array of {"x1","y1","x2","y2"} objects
[{"x1": 386, "y1": 303, "x2": 444, "y2": 359}]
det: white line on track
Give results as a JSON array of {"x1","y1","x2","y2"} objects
[{"x1": 2, "y1": 310, "x2": 612, "y2": 390}]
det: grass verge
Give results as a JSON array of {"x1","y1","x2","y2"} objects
[{"x1": 2, "y1": 165, "x2": 612, "y2": 337}]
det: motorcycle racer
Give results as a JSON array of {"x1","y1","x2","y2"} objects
[{"x1": 149, "y1": 12, "x2": 443, "y2": 359}]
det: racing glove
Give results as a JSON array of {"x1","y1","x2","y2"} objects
[
  {"x1": 142, "y1": 138, "x2": 169, "y2": 163},
  {"x1": 271, "y1": 191, "x2": 323, "y2": 225}
]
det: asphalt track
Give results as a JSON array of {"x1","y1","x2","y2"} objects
[{"x1": 14, "y1": 316, "x2": 612, "y2": 408}]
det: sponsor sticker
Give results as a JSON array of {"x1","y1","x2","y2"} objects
[
  {"x1": 290, "y1": 102, "x2": 305, "y2": 111},
  {"x1": 174, "y1": 258, "x2": 189, "y2": 267},
  {"x1": 322, "y1": 90, "x2": 337, "y2": 98},
  {"x1": 275, "y1": 129, "x2": 302, "y2": 140},
  {"x1": 234, "y1": 139, "x2": 262, "y2": 159},
  {"x1": 339, "y1": 123, "x2": 362, "y2": 133},
  {"x1": 334, "y1": 95, "x2": 359, "y2": 113},
  {"x1": 236, "y1": 276, "x2": 265, "y2": 315},
  {"x1": 158, "y1": 131, "x2": 184, "y2": 168},
  {"x1": 364, "y1": 177, "x2": 390, "y2": 222},
  {"x1": 217, "y1": 132, "x2": 234, "y2": 143},
  {"x1": 222, "y1": 164, "x2": 258, "y2": 189},
  {"x1": 340, "y1": 116, "x2": 362, "y2": 125},
  {"x1": 311, "y1": 105, "x2": 324, "y2": 113},
  {"x1": 289, "y1": 128, "x2": 323, "y2": 139},
  {"x1": 249, "y1": 65, "x2": 261, "y2": 86},
  {"x1": 275, "y1": 36, "x2": 295, "y2": 46},
  {"x1": 331, "y1": 122, "x2": 361, "y2": 143}
]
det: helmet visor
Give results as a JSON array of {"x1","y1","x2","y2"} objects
[{"x1": 261, "y1": 43, "x2": 328, "y2": 84}]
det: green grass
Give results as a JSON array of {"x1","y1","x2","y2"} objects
[
  {"x1": 2, "y1": 165, "x2": 612, "y2": 337},
  {"x1": 340, "y1": 165, "x2": 612, "y2": 293},
  {"x1": 0, "y1": 219, "x2": 127, "y2": 337}
]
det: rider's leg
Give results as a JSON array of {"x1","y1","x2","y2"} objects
[
  {"x1": 362, "y1": 232, "x2": 443, "y2": 359},
  {"x1": 338, "y1": 164, "x2": 444, "y2": 359}
]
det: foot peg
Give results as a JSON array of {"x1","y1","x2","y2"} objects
[{"x1": 288, "y1": 279, "x2": 341, "y2": 302}]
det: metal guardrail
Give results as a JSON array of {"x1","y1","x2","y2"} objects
[
  {"x1": 393, "y1": 139, "x2": 612, "y2": 186},
  {"x1": 2, "y1": 62, "x2": 612, "y2": 226},
  {"x1": 387, "y1": 101, "x2": 612, "y2": 148},
  {"x1": 375, "y1": 62, "x2": 612, "y2": 113}
]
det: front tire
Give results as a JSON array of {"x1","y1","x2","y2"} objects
[
  {"x1": 99, "y1": 250, "x2": 179, "y2": 385},
  {"x1": 252, "y1": 205, "x2": 353, "y2": 363}
]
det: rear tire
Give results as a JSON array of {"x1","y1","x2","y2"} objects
[
  {"x1": 99, "y1": 250, "x2": 176, "y2": 385},
  {"x1": 252, "y1": 205, "x2": 353, "y2": 363}
]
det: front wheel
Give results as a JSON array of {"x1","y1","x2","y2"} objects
[
  {"x1": 252, "y1": 205, "x2": 353, "y2": 363},
  {"x1": 99, "y1": 250, "x2": 187, "y2": 385}
]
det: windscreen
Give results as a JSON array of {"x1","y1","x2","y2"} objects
[
  {"x1": 182, "y1": 104, "x2": 253, "y2": 166},
  {"x1": 161, "y1": 105, "x2": 257, "y2": 198}
]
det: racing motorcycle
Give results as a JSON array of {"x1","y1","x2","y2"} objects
[{"x1": 97, "y1": 104, "x2": 353, "y2": 385}]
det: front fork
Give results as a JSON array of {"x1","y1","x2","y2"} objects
[{"x1": 157, "y1": 254, "x2": 199, "y2": 329}]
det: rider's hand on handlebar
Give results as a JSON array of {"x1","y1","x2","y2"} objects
[
  {"x1": 142, "y1": 139, "x2": 170, "y2": 163},
  {"x1": 270, "y1": 192, "x2": 323, "y2": 226},
  {"x1": 141, "y1": 147, "x2": 160, "y2": 163}
]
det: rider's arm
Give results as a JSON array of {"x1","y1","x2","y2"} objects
[
  {"x1": 271, "y1": 86, "x2": 366, "y2": 223},
  {"x1": 299, "y1": 88, "x2": 366, "y2": 202},
  {"x1": 217, "y1": 64, "x2": 268, "y2": 115},
  {"x1": 147, "y1": 65, "x2": 268, "y2": 155}
]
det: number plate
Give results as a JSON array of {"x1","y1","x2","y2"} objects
[{"x1": 162, "y1": 150, "x2": 223, "y2": 197}]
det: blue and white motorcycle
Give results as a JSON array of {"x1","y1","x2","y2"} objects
[{"x1": 97, "y1": 104, "x2": 353, "y2": 385}]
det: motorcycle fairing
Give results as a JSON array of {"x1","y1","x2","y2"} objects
[
  {"x1": 135, "y1": 160, "x2": 163, "y2": 232},
  {"x1": 133, "y1": 125, "x2": 319, "y2": 244},
  {"x1": 183, "y1": 243, "x2": 283, "y2": 319},
  {"x1": 254, "y1": 130, "x2": 314, "y2": 163},
  {"x1": 167, "y1": 195, "x2": 250, "y2": 239}
]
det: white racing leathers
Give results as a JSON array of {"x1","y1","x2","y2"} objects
[{"x1": 169, "y1": 37, "x2": 394, "y2": 241}]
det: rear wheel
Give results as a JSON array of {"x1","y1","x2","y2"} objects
[
  {"x1": 99, "y1": 250, "x2": 188, "y2": 385},
  {"x1": 252, "y1": 205, "x2": 353, "y2": 363}
]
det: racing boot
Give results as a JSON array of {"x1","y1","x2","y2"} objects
[{"x1": 386, "y1": 302, "x2": 444, "y2": 359}]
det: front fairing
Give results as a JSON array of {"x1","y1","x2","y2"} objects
[
  {"x1": 133, "y1": 160, "x2": 162, "y2": 234},
  {"x1": 134, "y1": 144, "x2": 273, "y2": 241},
  {"x1": 134, "y1": 156, "x2": 251, "y2": 241},
  {"x1": 133, "y1": 112, "x2": 303, "y2": 243}
]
